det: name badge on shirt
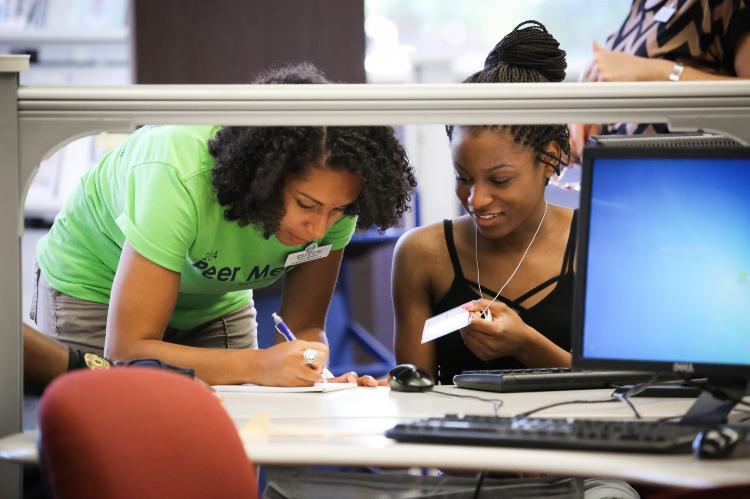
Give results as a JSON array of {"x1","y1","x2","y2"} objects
[
  {"x1": 284, "y1": 242, "x2": 332, "y2": 267},
  {"x1": 421, "y1": 306, "x2": 473, "y2": 344},
  {"x1": 654, "y1": 4, "x2": 676, "y2": 23}
]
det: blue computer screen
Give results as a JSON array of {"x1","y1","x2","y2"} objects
[{"x1": 582, "y1": 156, "x2": 750, "y2": 366}]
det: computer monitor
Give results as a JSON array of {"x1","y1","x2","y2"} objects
[{"x1": 572, "y1": 141, "x2": 750, "y2": 425}]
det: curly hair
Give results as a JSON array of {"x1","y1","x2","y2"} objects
[
  {"x1": 446, "y1": 20, "x2": 571, "y2": 175},
  {"x1": 209, "y1": 63, "x2": 416, "y2": 238}
]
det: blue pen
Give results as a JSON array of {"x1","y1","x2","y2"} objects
[
  {"x1": 272, "y1": 312, "x2": 333, "y2": 382},
  {"x1": 272, "y1": 312, "x2": 296, "y2": 342}
]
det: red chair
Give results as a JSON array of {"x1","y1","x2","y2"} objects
[{"x1": 39, "y1": 367, "x2": 258, "y2": 499}]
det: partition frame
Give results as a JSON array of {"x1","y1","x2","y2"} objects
[{"x1": 2, "y1": 54, "x2": 749, "y2": 498}]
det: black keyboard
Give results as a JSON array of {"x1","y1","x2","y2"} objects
[
  {"x1": 386, "y1": 415, "x2": 709, "y2": 453},
  {"x1": 453, "y1": 368, "x2": 667, "y2": 393}
]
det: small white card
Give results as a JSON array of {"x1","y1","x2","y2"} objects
[
  {"x1": 421, "y1": 306, "x2": 472, "y2": 344},
  {"x1": 284, "y1": 243, "x2": 332, "y2": 267},
  {"x1": 654, "y1": 5, "x2": 675, "y2": 23}
]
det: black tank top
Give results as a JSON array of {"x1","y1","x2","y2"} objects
[{"x1": 433, "y1": 212, "x2": 577, "y2": 385}]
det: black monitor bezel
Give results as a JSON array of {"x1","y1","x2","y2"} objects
[{"x1": 572, "y1": 144, "x2": 750, "y2": 378}]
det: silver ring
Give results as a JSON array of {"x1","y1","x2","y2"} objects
[{"x1": 302, "y1": 348, "x2": 318, "y2": 363}]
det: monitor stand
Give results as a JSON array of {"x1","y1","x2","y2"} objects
[{"x1": 680, "y1": 376, "x2": 749, "y2": 426}]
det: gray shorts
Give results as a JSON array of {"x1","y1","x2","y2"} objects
[{"x1": 30, "y1": 265, "x2": 257, "y2": 356}]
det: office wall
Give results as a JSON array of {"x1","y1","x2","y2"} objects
[{"x1": 133, "y1": 0, "x2": 365, "y2": 84}]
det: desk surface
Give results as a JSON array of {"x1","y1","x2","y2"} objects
[
  {"x1": 222, "y1": 386, "x2": 750, "y2": 489},
  {"x1": 3, "y1": 385, "x2": 749, "y2": 488}
]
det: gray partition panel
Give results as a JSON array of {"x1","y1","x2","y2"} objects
[{"x1": 0, "y1": 64, "x2": 23, "y2": 499}]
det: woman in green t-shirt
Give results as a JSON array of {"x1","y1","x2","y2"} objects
[{"x1": 32, "y1": 63, "x2": 416, "y2": 387}]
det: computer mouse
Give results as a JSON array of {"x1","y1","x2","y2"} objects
[
  {"x1": 692, "y1": 427, "x2": 749, "y2": 459},
  {"x1": 388, "y1": 364, "x2": 435, "y2": 392}
]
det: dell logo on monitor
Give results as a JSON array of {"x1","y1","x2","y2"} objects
[{"x1": 673, "y1": 362, "x2": 695, "y2": 373}]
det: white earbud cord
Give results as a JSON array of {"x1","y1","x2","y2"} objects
[{"x1": 474, "y1": 201, "x2": 548, "y2": 317}]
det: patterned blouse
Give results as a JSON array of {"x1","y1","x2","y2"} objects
[{"x1": 604, "y1": 0, "x2": 749, "y2": 134}]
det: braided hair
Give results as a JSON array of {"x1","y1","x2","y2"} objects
[
  {"x1": 210, "y1": 63, "x2": 416, "y2": 238},
  {"x1": 446, "y1": 20, "x2": 570, "y2": 174}
]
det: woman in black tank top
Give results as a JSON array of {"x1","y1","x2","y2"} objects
[
  {"x1": 431, "y1": 215, "x2": 576, "y2": 384},
  {"x1": 392, "y1": 21, "x2": 576, "y2": 384}
]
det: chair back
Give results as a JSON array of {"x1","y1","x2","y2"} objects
[{"x1": 39, "y1": 367, "x2": 257, "y2": 499}]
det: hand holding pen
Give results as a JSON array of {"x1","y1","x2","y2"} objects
[
  {"x1": 270, "y1": 313, "x2": 378, "y2": 387},
  {"x1": 272, "y1": 312, "x2": 332, "y2": 381}
]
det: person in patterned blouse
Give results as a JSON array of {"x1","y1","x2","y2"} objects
[{"x1": 571, "y1": 0, "x2": 750, "y2": 159}]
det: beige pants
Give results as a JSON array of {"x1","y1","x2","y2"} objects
[{"x1": 30, "y1": 265, "x2": 257, "y2": 356}]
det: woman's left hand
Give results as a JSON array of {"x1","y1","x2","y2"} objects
[
  {"x1": 459, "y1": 299, "x2": 533, "y2": 362},
  {"x1": 589, "y1": 41, "x2": 669, "y2": 82},
  {"x1": 327, "y1": 371, "x2": 379, "y2": 387}
]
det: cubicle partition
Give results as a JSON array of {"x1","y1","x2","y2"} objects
[{"x1": 2, "y1": 53, "x2": 749, "y2": 498}]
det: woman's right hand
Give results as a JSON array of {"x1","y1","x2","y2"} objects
[
  {"x1": 459, "y1": 299, "x2": 532, "y2": 362},
  {"x1": 252, "y1": 340, "x2": 330, "y2": 386}
]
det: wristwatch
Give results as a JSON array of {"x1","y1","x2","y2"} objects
[
  {"x1": 668, "y1": 62, "x2": 684, "y2": 81},
  {"x1": 67, "y1": 346, "x2": 111, "y2": 371},
  {"x1": 83, "y1": 352, "x2": 111, "y2": 370}
]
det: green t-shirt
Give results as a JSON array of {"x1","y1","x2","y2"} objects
[{"x1": 37, "y1": 125, "x2": 356, "y2": 329}]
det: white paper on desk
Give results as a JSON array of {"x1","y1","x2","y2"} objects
[
  {"x1": 212, "y1": 382, "x2": 356, "y2": 393},
  {"x1": 421, "y1": 306, "x2": 472, "y2": 343}
]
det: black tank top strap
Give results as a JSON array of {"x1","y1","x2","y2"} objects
[
  {"x1": 515, "y1": 211, "x2": 578, "y2": 305},
  {"x1": 512, "y1": 276, "x2": 560, "y2": 305},
  {"x1": 443, "y1": 220, "x2": 466, "y2": 281},
  {"x1": 560, "y1": 210, "x2": 578, "y2": 275}
]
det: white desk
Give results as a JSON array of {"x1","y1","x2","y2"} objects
[
  {"x1": 223, "y1": 386, "x2": 750, "y2": 489},
  {"x1": 3, "y1": 385, "x2": 749, "y2": 489}
]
